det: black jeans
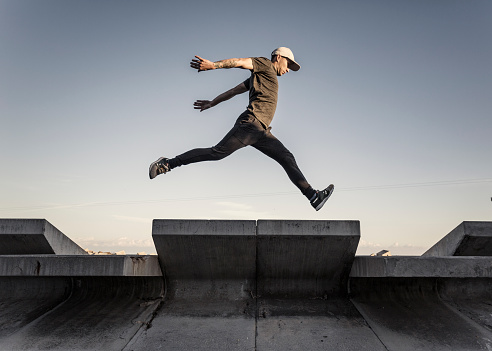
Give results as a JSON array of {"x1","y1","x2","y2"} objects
[{"x1": 172, "y1": 113, "x2": 313, "y2": 195}]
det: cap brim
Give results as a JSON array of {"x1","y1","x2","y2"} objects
[{"x1": 287, "y1": 58, "x2": 301, "y2": 71}]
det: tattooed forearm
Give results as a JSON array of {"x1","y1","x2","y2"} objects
[{"x1": 214, "y1": 59, "x2": 238, "y2": 69}]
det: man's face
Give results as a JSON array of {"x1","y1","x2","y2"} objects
[{"x1": 276, "y1": 56, "x2": 290, "y2": 76}]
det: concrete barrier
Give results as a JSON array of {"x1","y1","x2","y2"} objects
[
  {"x1": 423, "y1": 221, "x2": 492, "y2": 256},
  {"x1": 0, "y1": 219, "x2": 86, "y2": 255}
]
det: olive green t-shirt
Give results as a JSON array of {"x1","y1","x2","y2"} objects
[{"x1": 243, "y1": 57, "x2": 278, "y2": 128}]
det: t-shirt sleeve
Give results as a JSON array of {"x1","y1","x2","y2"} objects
[{"x1": 252, "y1": 57, "x2": 271, "y2": 74}]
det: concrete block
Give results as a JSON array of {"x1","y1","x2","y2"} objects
[
  {"x1": 0, "y1": 219, "x2": 86, "y2": 255},
  {"x1": 0, "y1": 255, "x2": 162, "y2": 276},
  {"x1": 423, "y1": 221, "x2": 492, "y2": 256},
  {"x1": 152, "y1": 219, "x2": 256, "y2": 281},
  {"x1": 256, "y1": 220, "x2": 360, "y2": 297},
  {"x1": 152, "y1": 219, "x2": 257, "y2": 312}
]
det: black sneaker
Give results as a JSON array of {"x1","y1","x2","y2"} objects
[
  {"x1": 310, "y1": 184, "x2": 334, "y2": 211},
  {"x1": 149, "y1": 157, "x2": 171, "y2": 179}
]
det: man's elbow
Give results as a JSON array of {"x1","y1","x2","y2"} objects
[{"x1": 233, "y1": 83, "x2": 248, "y2": 95}]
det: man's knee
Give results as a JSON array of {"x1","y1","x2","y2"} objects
[{"x1": 278, "y1": 151, "x2": 298, "y2": 168}]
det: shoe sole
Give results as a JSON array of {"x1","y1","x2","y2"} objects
[
  {"x1": 149, "y1": 157, "x2": 166, "y2": 179},
  {"x1": 315, "y1": 184, "x2": 334, "y2": 211}
]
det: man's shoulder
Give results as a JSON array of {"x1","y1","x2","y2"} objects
[
  {"x1": 252, "y1": 57, "x2": 274, "y2": 72},
  {"x1": 253, "y1": 57, "x2": 272, "y2": 64}
]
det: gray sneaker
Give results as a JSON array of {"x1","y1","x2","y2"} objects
[
  {"x1": 149, "y1": 157, "x2": 171, "y2": 179},
  {"x1": 310, "y1": 184, "x2": 334, "y2": 211}
]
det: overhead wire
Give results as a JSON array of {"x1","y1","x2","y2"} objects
[{"x1": 1, "y1": 177, "x2": 492, "y2": 213}]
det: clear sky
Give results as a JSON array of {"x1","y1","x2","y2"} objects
[{"x1": 2, "y1": 0, "x2": 491, "y2": 255}]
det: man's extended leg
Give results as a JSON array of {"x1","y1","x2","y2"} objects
[{"x1": 252, "y1": 129, "x2": 334, "y2": 210}]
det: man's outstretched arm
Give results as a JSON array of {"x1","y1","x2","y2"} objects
[
  {"x1": 194, "y1": 82, "x2": 248, "y2": 112},
  {"x1": 190, "y1": 55, "x2": 253, "y2": 72}
]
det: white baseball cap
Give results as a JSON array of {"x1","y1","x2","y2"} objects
[{"x1": 271, "y1": 47, "x2": 301, "y2": 71}]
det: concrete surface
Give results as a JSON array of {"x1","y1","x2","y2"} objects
[
  {"x1": 0, "y1": 276, "x2": 71, "y2": 339},
  {"x1": 438, "y1": 278, "x2": 492, "y2": 333},
  {"x1": 256, "y1": 298, "x2": 386, "y2": 351},
  {"x1": 0, "y1": 219, "x2": 86, "y2": 255},
  {"x1": 423, "y1": 221, "x2": 492, "y2": 256},
  {"x1": 0, "y1": 276, "x2": 164, "y2": 350},
  {"x1": 349, "y1": 277, "x2": 492, "y2": 351},
  {"x1": 1, "y1": 218, "x2": 492, "y2": 350}
]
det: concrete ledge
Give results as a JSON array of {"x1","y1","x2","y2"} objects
[
  {"x1": 350, "y1": 256, "x2": 492, "y2": 278},
  {"x1": 152, "y1": 219, "x2": 257, "y2": 236},
  {"x1": 257, "y1": 219, "x2": 359, "y2": 235},
  {"x1": 257, "y1": 220, "x2": 360, "y2": 297},
  {"x1": 423, "y1": 221, "x2": 492, "y2": 256},
  {"x1": 0, "y1": 219, "x2": 86, "y2": 255},
  {"x1": 0, "y1": 255, "x2": 162, "y2": 277}
]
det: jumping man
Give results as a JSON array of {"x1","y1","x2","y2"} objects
[{"x1": 149, "y1": 47, "x2": 334, "y2": 211}]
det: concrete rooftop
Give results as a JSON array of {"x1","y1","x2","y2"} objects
[{"x1": 0, "y1": 218, "x2": 491, "y2": 350}]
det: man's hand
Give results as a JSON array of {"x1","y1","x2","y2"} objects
[
  {"x1": 193, "y1": 82, "x2": 247, "y2": 112},
  {"x1": 193, "y1": 100, "x2": 213, "y2": 112},
  {"x1": 190, "y1": 56, "x2": 214, "y2": 72}
]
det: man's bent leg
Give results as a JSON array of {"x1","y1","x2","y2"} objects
[{"x1": 169, "y1": 116, "x2": 264, "y2": 169}]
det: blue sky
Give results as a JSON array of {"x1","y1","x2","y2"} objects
[{"x1": 2, "y1": 0, "x2": 491, "y2": 254}]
